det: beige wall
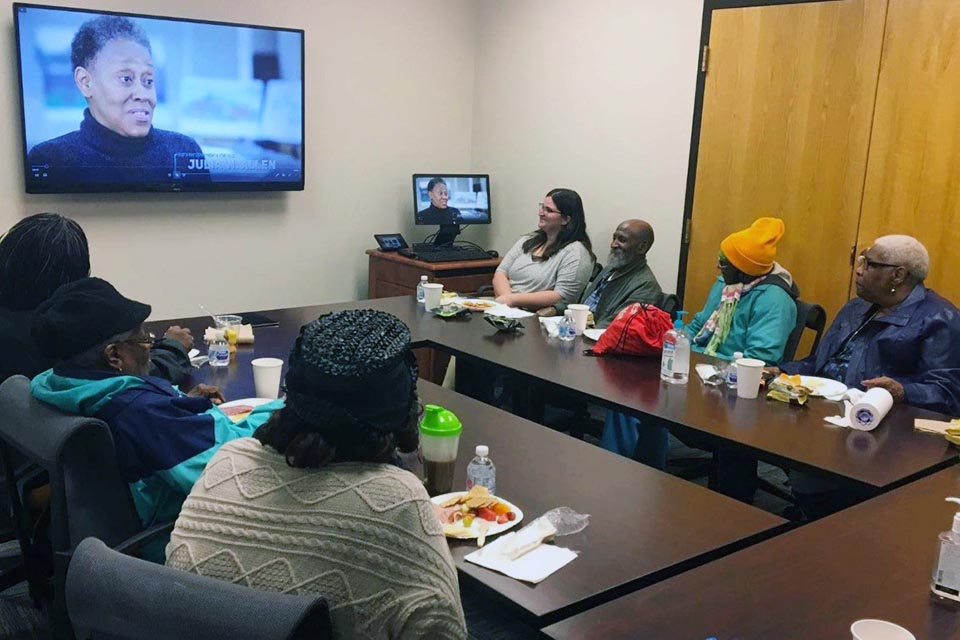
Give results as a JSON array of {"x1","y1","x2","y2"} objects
[
  {"x1": 471, "y1": 0, "x2": 702, "y2": 296},
  {"x1": 1, "y1": 0, "x2": 703, "y2": 319},
  {"x1": 0, "y1": 0, "x2": 477, "y2": 319}
]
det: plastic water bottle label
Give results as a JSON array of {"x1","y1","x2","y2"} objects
[{"x1": 661, "y1": 339, "x2": 676, "y2": 375}]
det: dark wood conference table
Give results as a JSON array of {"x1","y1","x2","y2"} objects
[
  {"x1": 151, "y1": 307, "x2": 787, "y2": 627},
  {"x1": 151, "y1": 295, "x2": 956, "y2": 496},
  {"x1": 542, "y1": 466, "x2": 960, "y2": 640}
]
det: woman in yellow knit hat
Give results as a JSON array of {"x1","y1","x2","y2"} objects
[{"x1": 686, "y1": 217, "x2": 798, "y2": 365}]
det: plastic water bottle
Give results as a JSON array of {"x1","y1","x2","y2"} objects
[
  {"x1": 208, "y1": 330, "x2": 230, "y2": 368},
  {"x1": 558, "y1": 312, "x2": 577, "y2": 342},
  {"x1": 466, "y1": 445, "x2": 496, "y2": 494},
  {"x1": 416, "y1": 275, "x2": 428, "y2": 303},
  {"x1": 660, "y1": 311, "x2": 690, "y2": 384},
  {"x1": 726, "y1": 351, "x2": 743, "y2": 389}
]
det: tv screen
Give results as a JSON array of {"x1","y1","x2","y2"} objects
[
  {"x1": 13, "y1": 3, "x2": 304, "y2": 193},
  {"x1": 413, "y1": 174, "x2": 491, "y2": 226}
]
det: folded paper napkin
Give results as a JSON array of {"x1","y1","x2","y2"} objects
[
  {"x1": 464, "y1": 518, "x2": 577, "y2": 584},
  {"x1": 486, "y1": 306, "x2": 535, "y2": 319},
  {"x1": 539, "y1": 316, "x2": 562, "y2": 337},
  {"x1": 203, "y1": 324, "x2": 255, "y2": 344},
  {"x1": 695, "y1": 364, "x2": 722, "y2": 385},
  {"x1": 915, "y1": 418, "x2": 959, "y2": 435},
  {"x1": 823, "y1": 390, "x2": 866, "y2": 428}
]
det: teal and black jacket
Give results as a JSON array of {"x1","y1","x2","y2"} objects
[{"x1": 31, "y1": 367, "x2": 280, "y2": 528}]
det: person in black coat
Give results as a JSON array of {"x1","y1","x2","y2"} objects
[{"x1": 0, "y1": 213, "x2": 194, "y2": 384}]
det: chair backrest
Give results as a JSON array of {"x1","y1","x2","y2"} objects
[
  {"x1": 782, "y1": 300, "x2": 828, "y2": 363},
  {"x1": 0, "y1": 375, "x2": 144, "y2": 639},
  {"x1": 66, "y1": 537, "x2": 333, "y2": 640},
  {"x1": 658, "y1": 293, "x2": 680, "y2": 318},
  {"x1": 0, "y1": 376, "x2": 142, "y2": 553}
]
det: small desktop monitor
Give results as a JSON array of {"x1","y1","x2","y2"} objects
[{"x1": 413, "y1": 174, "x2": 490, "y2": 244}]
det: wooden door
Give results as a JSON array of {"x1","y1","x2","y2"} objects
[
  {"x1": 857, "y1": 0, "x2": 960, "y2": 304},
  {"x1": 684, "y1": 0, "x2": 887, "y2": 324}
]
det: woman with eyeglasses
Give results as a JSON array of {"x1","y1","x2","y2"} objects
[
  {"x1": 492, "y1": 188, "x2": 596, "y2": 311},
  {"x1": 775, "y1": 235, "x2": 960, "y2": 519},
  {"x1": 777, "y1": 235, "x2": 960, "y2": 414},
  {"x1": 29, "y1": 278, "x2": 268, "y2": 549},
  {"x1": 167, "y1": 310, "x2": 467, "y2": 639}
]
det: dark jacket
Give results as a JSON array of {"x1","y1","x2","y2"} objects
[
  {"x1": 31, "y1": 367, "x2": 278, "y2": 528},
  {"x1": 573, "y1": 259, "x2": 663, "y2": 328},
  {"x1": 416, "y1": 204, "x2": 461, "y2": 225},
  {"x1": 782, "y1": 284, "x2": 960, "y2": 415},
  {"x1": 0, "y1": 304, "x2": 193, "y2": 385},
  {"x1": 26, "y1": 109, "x2": 210, "y2": 187}
]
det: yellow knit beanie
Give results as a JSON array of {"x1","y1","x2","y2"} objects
[{"x1": 719, "y1": 217, "x2": 785, "y2": 277}]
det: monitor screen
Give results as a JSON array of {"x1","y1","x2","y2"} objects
[
  {"x1": 13, "y1": 3, "x2": 304, "y2": 193},
  {"x1": 413, "y1": 174, "x2": 491, "y2": 226}
]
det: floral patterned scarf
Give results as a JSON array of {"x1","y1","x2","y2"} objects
[{"x1": 693, "y1": 276, "x2": 764, "y2": 356}]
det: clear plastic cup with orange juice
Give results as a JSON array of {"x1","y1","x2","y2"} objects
[{"x1": 214, "y1": 315, "x2": 243, "y2": 355}]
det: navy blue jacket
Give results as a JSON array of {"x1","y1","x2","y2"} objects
[{"x1": 782, "y1": 285, "x2": 960, "y2": 415}]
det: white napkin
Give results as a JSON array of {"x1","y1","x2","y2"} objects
[
  {"x1": 486, "y1": 306, "x2": 535, "y2": 319},
  {"x1": 203, "y1": 324, "x2": 255, "y2": 344},
  {"x1": 823, "y1": 387, "x2": 863, "y2": 403},
  {"x1": 823, "y1": 388, "x2": 893, "y2": 431},
  {"x1": 539, "y1": 316, "x2": 562, "y2": 337},
  {"x1": 695, "y1": 364, "x2": 721, "y2": 384},
  {"x1": 464, "y1": 531, "x2": 578, "y2": 584},
  {"x1": 915, "y1": 419, "x2": 956, "y2": 435}
]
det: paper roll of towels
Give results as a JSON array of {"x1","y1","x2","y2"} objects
[{"x1": 846, "y1": 387, "x2": 894, "y2": 431}]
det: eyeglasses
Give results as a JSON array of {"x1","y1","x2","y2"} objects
[
  {"x1": 538, "y1": 202, "x2": 561, "y2": 215},
  {"x1": 856, "y1": 254, "x2": 900, "y2": 271},
  {"x1": 117, "y1": 332, "x2": 155, "y2": 346}
]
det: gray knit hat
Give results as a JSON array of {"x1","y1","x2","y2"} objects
[{"x1": 283, "y1": 309, "x2": 417, "y2": 432}]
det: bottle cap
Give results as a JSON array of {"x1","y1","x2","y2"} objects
[
  {"x1": 214, "y1": 329, "x2": 225, "y2": 340},
  {"x1": 419, "y1": 405, "x2": 462, "y2": 437},
  {"x1": 733, "y1": 351, "x2": 744, "y2": 359},
  {"x1": 674, "y1": 310, "x2": 688, "y2": 330},
  {"x1": 420, "y1": 275, "x2": 428, "y2": 281},
  {"x1": 475, "y1": 445, "x2": 488, "y2": 457},
  {"x1": 947, "y1": 497, "x2": 960, "y2": 533}
]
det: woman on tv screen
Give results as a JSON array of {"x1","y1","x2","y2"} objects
[{"x1": 25, "y1": 15, "x2": 210, "y2": 186}]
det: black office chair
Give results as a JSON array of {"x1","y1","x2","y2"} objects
[
  {"x1": 658, "y1": 293, "x2": 680, "y2": 317},
  {"x1": 66, "y1": 537, "x2": 332, "y2": 640},
  {"x1": 781, "y1": 300, "x2": 828, "y2": 363},
  {"x1": 0, "y1": 376, "x2": 174, "y2": 639}
]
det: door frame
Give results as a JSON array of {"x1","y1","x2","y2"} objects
[{"x1": 676, "y1": 0, "x2": 855, "y2": 305}]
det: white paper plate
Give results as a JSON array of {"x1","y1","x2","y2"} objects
[
  {"x1": 218, "y1": 398, "x2": 273, "y2": 422},
  {"x1": 431, "y1": 492, "x2": 524, "y2": 539},
  {"x1": 799, "y1": 376, "x2": 848, "y2": 398},
  {"x1": 582, "y1": 328, "x2": 605, "y2": 341}
]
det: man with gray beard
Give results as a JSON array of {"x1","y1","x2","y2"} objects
[{"x1": 554, "y1": 219, "x2": 663, "y2": 327}]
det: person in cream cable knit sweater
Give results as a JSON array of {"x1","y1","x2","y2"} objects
[{"x1": 166, "y1": 310, "x2": 466, "y2": 639}]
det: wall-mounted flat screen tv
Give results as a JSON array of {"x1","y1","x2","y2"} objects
[{"x1": 13, "y1": 3, "x2": 304, "y2": 193}]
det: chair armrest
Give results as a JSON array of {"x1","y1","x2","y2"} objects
[{"x1": 113, "y1": 521, "x2": 175, "y2": 556}]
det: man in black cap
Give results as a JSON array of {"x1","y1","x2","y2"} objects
[{"x1": 30, "y1": 277, "x2": 279, "y2": 537}]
